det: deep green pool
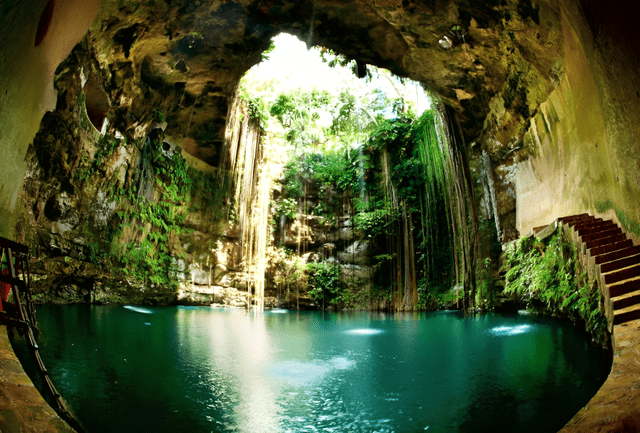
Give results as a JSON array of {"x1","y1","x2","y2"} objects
[{"x1": 13, "y1": 305, "x2": 610, "y2": 433}]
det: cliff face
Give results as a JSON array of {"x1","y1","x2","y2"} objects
[
  {"x1": 2, "y1": 0, "x2": 640, "y2": 297},
  {"x1": 16, "y1": 41, "x2": 267, "y2": 304},
  {"x1": 273, "y1": 183, "x2": 376, "y2": 309},
  {"x1": 513, "y1": 3, "x2": 640, "y2": 239}
]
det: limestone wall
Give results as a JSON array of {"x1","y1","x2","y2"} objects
[
  {"x1": 0, "y1": 0, "x2": 101, "y2": 238},
  {"x1": 513, "y1": 1, "x2": 640, "y2": 239}
]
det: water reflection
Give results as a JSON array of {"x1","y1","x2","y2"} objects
[{"x1": 15, "y1": 306, "x2": 610, "y2": 433}]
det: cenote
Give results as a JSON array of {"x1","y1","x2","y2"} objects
[{"x1": 13, "y1": 305, "x2": 610, "y2": 433}]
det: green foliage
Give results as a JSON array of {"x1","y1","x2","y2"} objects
[
  {"x1": 94, "y1": 135, "x2": 120, "y2": 162},
  {"x1": 300, "y1": 150, "x2": 359, "y2": 194},
  {"x1": 416, "y1": 277, "x2": 439, "y2": 311},
  {"x1": 353, "y1": 204, "x2": 397, "y2": 238},
  {"x1": 270, "y1": 93, "x2": 304, "y2": 128},
  {"x1": 318, "y1": 47, "x2": 352, "y2": 69},
  {"x1": 153, "y1": 109, "x2": 165, "y2": 123},
  {"x1": 260, "y1": 40, "x2": 276, "y2": 62},
  {"x1": 329, "y1": 89, "x2": 383, "y2": 147},
  {"x1": 87, "y1": 241, "x2": 108, "y2": 265},
  {"x1": 270, "y1": 109, "x2": 458, "y2": 307},
  {"x1": 282, "y1": 159, "x2": 304, "y2": 198},
  {"x1": 477, "y1": 258, "x2": 500, "y2": 308},
  {"x1": 246, "y1": 96, "x2": 269, "y2": 132},
  {"x1": 72, "y1": 134, "x2": 121, "y2": 184},
  {"x1": 502, "y1": 231, "x2": 608, "y2": 343},
  {"x1": 359, "y1": 111, "x2": 456, "y2": 293},
  {"x1": 94, "y1": 136, "x2": 225, "y2": 292},
  {"x1": 306, "y1": 262, "x2": 343, "y2": 309},
  {"x1": 276, "y1": 198, "x2": 297, "y2": 220},
  {"x1": 366, "y1": 117, "x2": 413, "y2": 151},
  {"x1": 311, "y1": 200, "x2": 332, "y2": 219},
  {"x1": 269, "y1": 89, "x2": 330, "y2": 147},
  {"x1": 247, "y1": 67, "x2": 458, "y2": 311},
  {"x1": 595, "y1": 200, "x2": 640, "y2": 237}
]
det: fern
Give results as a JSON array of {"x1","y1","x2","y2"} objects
[{"x1": 501, "y1": 230, "x2": 608, "y2": 346}]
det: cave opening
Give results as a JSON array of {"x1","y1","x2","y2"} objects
[
  {"x1": 230, "y1": 32, "x2": 475, "y2": 313},
  {"x1": 83, "y1": 74, "x2": 111, "y2": 133}
]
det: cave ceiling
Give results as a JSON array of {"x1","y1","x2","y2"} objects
[{"x1": 83, "y1": 0, "x2": 563, "y2": 166}]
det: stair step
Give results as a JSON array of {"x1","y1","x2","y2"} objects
[
  {"x1": 576, "y1": 220, "x2": 614, "y2": 235},
  {"x1": 577, "y1": 224, "x2": 616, "y2": 240},
  {"x1": 559, "y1": 213, "x2": 590, "y2": 220},
  {"x1": 605, "y1": 263, "x2": 640, "y2": 285},
  {"x1": 609, "y1": 278, "x2": 640, "y2": 298},
  {"x1": 585, "y1": 233, "x2": 627, "y2": 250},
  {"x1": 581, "y1": 227, "x2": 622, "y2": 243},
  {"x1": 600, "y1": 253, "x2": 640, "y2": 274},
  {"x1": 613, "y1": 303, "x2": 640, "y2": 325},
  {"x1": 612, "y1": 289, "x2": 640, "y2": 310},
  {"x1": 595, "y1": 245, "x2": 640, "y2": 265},
  {"x1": 574, "y1": 218, "x2": 606, "y2": 231},
  {"x1": 559, "y1": 214, "x2": 592, "y2": 226},
  {"x1": 589, "y1": 239, "x2": 633, "y2": 257}
]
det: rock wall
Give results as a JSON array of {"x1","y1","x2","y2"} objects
[
  {"x1": 15, "y1": 41, "x2": 269, "y2": 305},
  {"x1": 272, "y1": 183, "x2": 374, "y2": 308},
  {"x1": 0, "y1": 0, "x2": 101, "y2": 238},
  {"x1": 510, "y1": 1, "x2": 640, "y2": 239}
]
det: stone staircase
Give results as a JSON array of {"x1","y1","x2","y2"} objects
[{"x1": 557, "y1": 214, "x2": 640, "y2": 326}]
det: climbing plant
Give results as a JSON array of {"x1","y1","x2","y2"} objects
[
  {"x1": 502, "y1": 230, "x2": 608, "y2": 346},
  {"x1": 306, "y1": 261, "x2": 342, "y2": 309},
  {"x1": 68, "y1": 130, "x2": 229, "y2": 298}
]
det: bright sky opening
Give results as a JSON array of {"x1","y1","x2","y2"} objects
[{"x1": 242, "y1": 33, "x2": 430, "y2": 115}]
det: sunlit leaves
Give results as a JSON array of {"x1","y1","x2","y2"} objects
[{"x1": 501, "y1": 232, "x2": 608, "y2": 344}]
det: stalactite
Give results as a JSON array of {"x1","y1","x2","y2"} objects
[{"x1": 480, "y1": 150, "x2": 501, "y2": 239}]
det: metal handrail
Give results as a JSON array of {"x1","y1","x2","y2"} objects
[{"x1": 0, "y1": 236, "x2": 84, "y2": 432}]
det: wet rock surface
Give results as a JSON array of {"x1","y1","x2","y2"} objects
[{"x1": 0, "y1": 327, "x2": 75, "y2": 433}]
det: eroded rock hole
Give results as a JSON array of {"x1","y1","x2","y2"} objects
[
  {"x1": 83, "y1": 75, "x2": 110, "y2": 132},
  {"x1": 113, "y1": 24, "x2": 141, "y2": 59}
]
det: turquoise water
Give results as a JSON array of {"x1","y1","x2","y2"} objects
[{"x1": 14, "y1": 305, "x2": 610, "y2": 433}]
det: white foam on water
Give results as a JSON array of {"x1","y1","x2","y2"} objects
[
  {"x1": 267, "y1": 361, "x2": 331, "y2": 384},
  {"x1": 490, "y1": 324, "x2": 532, "y2": 336},
  {"x1": 328, "y1": 356, "x2": 356, "y2": 370},
  {"x1": 344, "y1": 328, "x2": 383, "y2": 336},
  {"x1": 268, "y1": 309, "x2": 289, "y2": 314},
  {"x1": 123, "y1": 305, "x2": 153, "y2": 314},
  {"x1": 267, "y1": 356, "x2": 355, "y2": 386}
]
